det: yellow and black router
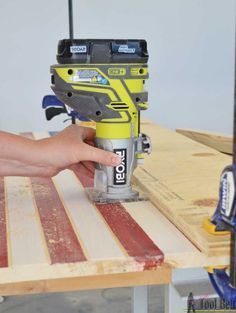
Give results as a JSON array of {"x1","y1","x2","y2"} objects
[{"x1": 50, "y1": 39, "x2": 151, "y2": 202}]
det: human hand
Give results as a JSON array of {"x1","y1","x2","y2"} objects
[
  {"x1": 37, "y1": 125, "x2": 121, "y2": 177},
  {"x1": 0, "y1": 125, "x2": 121, "y2": 178}
]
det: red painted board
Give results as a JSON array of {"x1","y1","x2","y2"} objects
[
  {"x1": 96, "y1": 203, "x2": 164, "y2": 269},
  {"x1": 31, "y1": 177, "x2": 87, "y2": 264},
  {"x1": 72, "y1": 164, "x2": 94, "y2": 188}
]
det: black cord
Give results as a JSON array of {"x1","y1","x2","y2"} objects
[{"x1": 68, "y1": 0, "x2": 74, "y2": 39}]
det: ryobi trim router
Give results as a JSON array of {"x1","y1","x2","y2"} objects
[{"x1": 43, "y1": 1, "x2": 151, "y2": 203}]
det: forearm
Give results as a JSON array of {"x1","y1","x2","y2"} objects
[{"x1": 0, "y1": 131, "x2": 49, "y2": 176}]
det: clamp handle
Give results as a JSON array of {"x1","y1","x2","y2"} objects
[{"x1": 208, "y1": 268, "x2": 236, "y2": 307}]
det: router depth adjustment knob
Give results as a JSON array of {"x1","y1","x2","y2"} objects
[
  {"x1": 141, "y1": 134, "x2": 152, "y2": 154},
  {"x1": 136, "y1": 133, "x2": 152, "y2": 155}
]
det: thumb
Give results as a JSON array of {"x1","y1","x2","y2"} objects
[{"x1": 81, "y1": 144, "x2": 121, "y2": 166}]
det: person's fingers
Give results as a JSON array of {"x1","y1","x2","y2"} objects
[
  {"x1": 81, "y1": 160, "x2": 95, "y2": 174},
  {"x1": 80, "y1": 144, "x2": 121, "y2": 166},
  {"x1": 81, "y1": 127, "x2": 96, "y2": 141},
  {"x1": 80, "y1": 164, "x2": 94, "y2": 178},
  {"x1": 84, "y1": 139, "x2": 95, "y2": 147}
]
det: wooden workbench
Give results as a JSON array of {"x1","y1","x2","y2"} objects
[{"x1": 0, "y1": 122, "x2": 231, "y2": 296}]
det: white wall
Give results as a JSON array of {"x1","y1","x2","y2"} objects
[{"x1": 0, "y1": 0, "x2": 235, "y2": 134}]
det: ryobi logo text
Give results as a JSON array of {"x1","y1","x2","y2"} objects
[{"x1": 113, "y1": 149, "x2": 127, "y2": 185}]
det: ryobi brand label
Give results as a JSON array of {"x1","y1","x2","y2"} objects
[
  {"x1": 70, "y1": 45, "x2": 87, "y2": 53},
  {"x1": 113, "y1": 149, "x2": 127, "y2": 185}
]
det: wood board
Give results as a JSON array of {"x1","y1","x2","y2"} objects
[
  {"x1": 176, "y1": 128, "x2": 232, "y2": 155},
  {"x1": 133, "y1": 122, "x2": 232, "y2": 256}
]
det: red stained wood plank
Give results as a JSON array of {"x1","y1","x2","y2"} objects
[
  {"x1": 96, "y1": 203, "x2": 164, "y2": 269},
  {"x1": 0, "y1": 178, "x2": 8, "y2": 268},
  {"x1": 31, "y1": 177, "x2": 87, "y2": 264}
]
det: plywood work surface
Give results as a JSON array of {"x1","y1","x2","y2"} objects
[
  {"x1": 133, "y1": 122, "x2": 232, "y2": 257},
  {"x1": 0, "y1": 126, "x2": 231, "y2": 296},
  {"x1": 176, "y1": 128, "x2": 232, "y2": 154}
]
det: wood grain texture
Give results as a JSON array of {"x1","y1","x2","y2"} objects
[
  {"x1": 133, "y1": 123, "x2": 231, "y2": 256},
  {"x1": 0, "y1": 266, "x2": 171, "y2": 296},
  {"x1": 5, "y1": 177, "x2": 47, "y2": 266},
  {"x1": 176, "y1": 128, "x2": 232, "y2": 155}
]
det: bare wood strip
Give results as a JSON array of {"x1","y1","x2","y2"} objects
[
  {"x1": 5, "y1": 177, "x2": 48, "y2": 266},
  {"x1": 0, "y1": 178, "x2": 8, "y2": 268},
  {"x1": 0, "y1": 266, "x2": 171, "y2": 296}
]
